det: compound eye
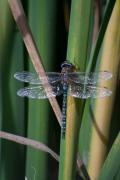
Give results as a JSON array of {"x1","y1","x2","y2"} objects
[{"x1": 61, "y1": 61, "x2": 72, "y2": 69}]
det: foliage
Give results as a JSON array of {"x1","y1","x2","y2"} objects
[{"x1": 0, "y1": 0, "x2": 120, "y2": 180}]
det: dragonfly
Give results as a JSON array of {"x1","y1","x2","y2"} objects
[{"x1": 14, "y1": 61, "x2": 112, "y2": 138}]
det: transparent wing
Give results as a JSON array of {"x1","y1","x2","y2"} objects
[
  {"x1": 17, "y1": 83, "x2": 63, "y2": 99},
  {"x1": 14, "y1": 71, "x2": 61, "y2": 84},
  {"x1": 68, "y1": 84, "x2": 112, "y2": 99},
  {"x1": 68, "y1": 71, "x2": 112, "y2": 84}
]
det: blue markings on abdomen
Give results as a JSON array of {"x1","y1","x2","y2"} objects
[{"x1": 61, "y1": 84, "x2": 68, "y2": 138}]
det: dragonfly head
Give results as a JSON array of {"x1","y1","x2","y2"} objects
[{"x1": 61, "y1": 61, "x2": 73, "y2": 73}]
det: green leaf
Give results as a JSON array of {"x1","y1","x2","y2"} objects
[{"x1": 99, "y1": 133, "x2": 120, "y2": 180}]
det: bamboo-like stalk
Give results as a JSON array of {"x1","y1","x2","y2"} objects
[
  {"x1": 0, "y1": 0, "x2": 25, "y2": 179},
  {"x1": 25, "y1": 1, "x2": 59, "y2": 180},
  {"x1": 58, "y1": 0, "x2": 93, "y2": 179},
  {"x1": 78, "y1": 0, "x2": 116, "y2": 172},
  {"x1": 86, "y1": 0, "x2": 116, "y2": 72},
  {"x1": 88, "y1": 0, "x2": 120, "y2": 179}
]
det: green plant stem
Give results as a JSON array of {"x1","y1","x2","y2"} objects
[
  {"x1": 58, "y1": 0, "x2": 93, "y2": 180},
  {"x1": 25, "y1": 0, "x2": 59, "y2": 180}
]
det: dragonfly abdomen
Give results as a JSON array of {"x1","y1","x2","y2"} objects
[{"x1": 61, "y1": 84, "x2": 68, "y2": 138}]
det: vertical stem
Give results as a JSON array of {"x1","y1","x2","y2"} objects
[
  {"x1": 25, "y1": 0, "x2": 60, "y2": 180},
  {"x1": 58, "y1": 0, "x2": 93, "y2": 179},
  {"x1": 88, "y1": 0, "x2": 120, "y2": 178}
]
